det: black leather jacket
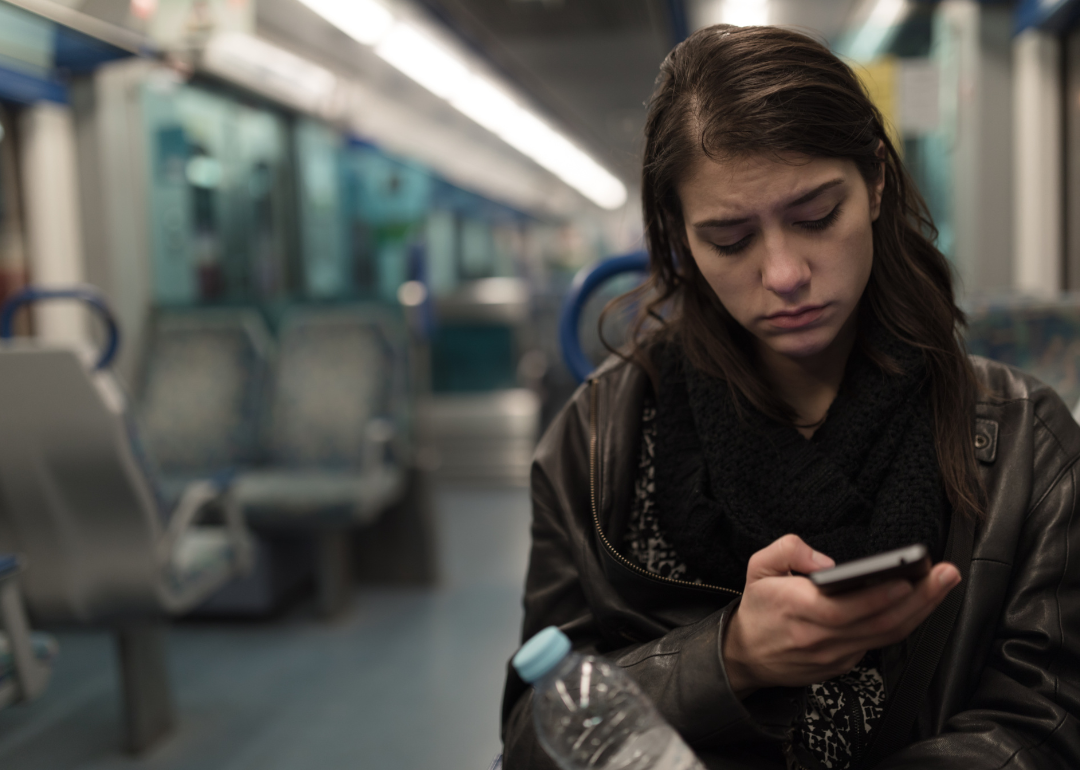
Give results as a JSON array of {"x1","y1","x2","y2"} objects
[{"x1": 502, "y1": 355, "x2": 1080, "y2": 769}]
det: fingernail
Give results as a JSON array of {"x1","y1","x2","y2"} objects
[
  {"x1": 937, "y1": 568, "x2": 960, "y2": 589},
  {"x1": 811, "y1": 550, "x2": 835, "y2": 568}
]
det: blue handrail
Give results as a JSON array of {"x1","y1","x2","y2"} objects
[
  {"x1": 0, "y1": 553, "x2": 18, "y2": 579},
  {"x1": 559, "y1": 251, "x2": 649, "y2": 383},
  {"x1": 0, "y1": 286, "x2": 120, "y2": 370}
]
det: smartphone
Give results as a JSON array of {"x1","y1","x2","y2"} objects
[{"x1": 809, "y1": 544, "x2": 931, "y2": 596}]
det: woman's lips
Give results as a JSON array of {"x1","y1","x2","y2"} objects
[{"x1": 764, "y1": 305, "x2": 826, "y2": 330}]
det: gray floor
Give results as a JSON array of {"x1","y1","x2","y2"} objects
[{"x1": 0, "y1": 485, "x2": 532, "y2": 770}]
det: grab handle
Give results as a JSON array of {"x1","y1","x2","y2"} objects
[
  {"x1": 558, "y1": 251, "x2": 649, "y2": 383},
  {"x1": 0, "y1": 285, "x2": 120, "y2": 369}
]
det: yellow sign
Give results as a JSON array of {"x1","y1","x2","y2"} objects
[{"x1": 854, "y1": 56, "x2": 903, "y2": 155}]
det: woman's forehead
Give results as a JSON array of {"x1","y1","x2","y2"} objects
[{"x1": 679, "y1": 153, "x2": 857, "y2": 221}]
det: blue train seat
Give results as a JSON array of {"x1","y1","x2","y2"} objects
[
  {"x1": 136, "y1": 309, "x2": 273, "y2": 505},
  {"x1": 232, "y1": 306, "x2": 410, "y2": 615},
  {"x1": 965, "y1": 296, "x2": 1080, "y2": 417},
  {"x1": 560, "y1": 251, "x2": 649, "y2": 383},
  {"x1": 0, "y1": 287, "x2": 253, "y2": 752},
  {"x1": 0, "y1": 555, "x2": 56, "y2": 709},
  {"x1": 134, "y1": 309, "x2": 312, "y2": 616}
]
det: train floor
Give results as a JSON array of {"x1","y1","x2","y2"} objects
[{"x1": 0, "y1": 485, "x2": 531, "y2": 770}]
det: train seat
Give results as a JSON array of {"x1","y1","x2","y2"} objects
[
  {"x1": 965, "y1": 296, "x2": 1080, "y2": 417},
  {"x1": 231, "y1": 465, "x2": 403, "y2": 525},
  {"x1": 0, "y1": 288, "x2": 254, "y2": 752},
  {"x1": 0, "y1": 343, "x2": 253, "y2": 620},
  {"x1": 232, "y1": 307, "x2": 410, "y2": 615},
  {"x1": 134, "y1": 309, "x2": 315, "y2": 616},
  {"x1": 136, "y1": 309, "x2": 273, "y2": 507},
  {"x1": 559, "y1": 251, "x2": 649, "y2": 383}
]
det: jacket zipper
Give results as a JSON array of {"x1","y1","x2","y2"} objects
[{"x1": 588, "y1": 378, "x2": 741, "y2": 597}]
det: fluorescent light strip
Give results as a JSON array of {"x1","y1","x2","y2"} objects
[
  {"x1": 721, "y1": 0, "x2": 769, "y2": 27},
  {"x1": 302, "y1": 0, "x2": 627, "y2": 209},
  {"x1": 297, "y1": 0, "x2": 394, "y2": 46},
  {"x1": 374, "y1": 24, "x2": 471, "y2": 100},
  {"x1": 450, "y1": 76, "x2": 627, "y2": 209}
]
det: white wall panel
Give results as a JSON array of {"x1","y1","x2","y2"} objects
[
  {"x1": 18, "y1": 102, "x2": 88, "y2": 345},
  {"x1": 1013, "y1": 28, "x2": 1062, "y2": 296}
]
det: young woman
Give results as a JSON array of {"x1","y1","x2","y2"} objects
[{"x1": 501, "y1": 25, "x2": 1080, "y2": 770}]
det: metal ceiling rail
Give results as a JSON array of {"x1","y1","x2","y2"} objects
[{"x1": 0, "y1": 0, "x2": 157, "y2": 56}]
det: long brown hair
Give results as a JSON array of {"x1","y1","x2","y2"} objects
[{"x1": 612, "y1": 24, "x2": 982, "y2": 519}]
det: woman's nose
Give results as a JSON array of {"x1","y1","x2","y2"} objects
[{"x1": 760, "y1": 237, "x2": 811, "y2": 297}]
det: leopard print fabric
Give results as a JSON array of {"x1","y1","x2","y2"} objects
[
  {"x1": 624, "y1": 396, "x2": 886, "y2": 770},
  {"x1": 785, "y1": 653, "x2": 885, "y2": 769},
  {"x1": 624, "y1": 399, "x2": 699, "y2": 582}
]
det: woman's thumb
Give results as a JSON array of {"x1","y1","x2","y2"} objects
[{"x1": 747, "y1": 534, "x2": 835, "y2": 582}]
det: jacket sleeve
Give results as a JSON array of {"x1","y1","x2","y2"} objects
[
  {"x1": 873, "y1": 455, "x2": 1080, "y2": 769},
  {"x1": 500, "y1": 395, "x2": 802, "y2": 769}
]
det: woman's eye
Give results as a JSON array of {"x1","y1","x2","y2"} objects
[
  {"x1": 798, "y1": 204, "x2": 843, "y2": 232},
  {"x1": 709, "y1": 235, "x2": 752, "y2": 256}
]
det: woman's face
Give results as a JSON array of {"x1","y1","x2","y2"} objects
[{"x1": 679, "y1": 153, "x2": 883, "y2": 366}]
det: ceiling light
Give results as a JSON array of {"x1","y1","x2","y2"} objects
[
  {"x1": 451, "y1": 76, "x2": 522, "y2": 136},
  {"x1": 721, "y1": 0, "x2": 768, "y2": 27},
  {"x1": 375, "y1": 24, "x2": 472, "y2": 100},
  {"x1": 300, "y1": 7, "x2": 627, "y2": 209},
  {"x1": 297, "y1": 0, "x2": 394, "y2": 46},
  {"x1": 451, "y1": 75, "x2": 627, "y2": 209}
]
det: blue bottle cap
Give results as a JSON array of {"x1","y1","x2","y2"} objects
[{"x1": 512, "y1": 626, "x2": 571, "y2": 684}]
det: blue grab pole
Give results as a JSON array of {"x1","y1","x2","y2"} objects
[
  {"x1": 0, "y1": 286, "x2": 121, "y2": 369},
  {"x1": 559, "y1": 251, "x2": 649, "y2": 383}
]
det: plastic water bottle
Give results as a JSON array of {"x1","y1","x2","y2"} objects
[{"x1": 512, "y1": 626, "x2": 706, "y2": 770}]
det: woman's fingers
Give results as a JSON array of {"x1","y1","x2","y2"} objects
[
  {"x1": 796, "y1": 562, "x2": 960, "y2": 628},
  {"x1": 808, "y1": 564, "x2": 963, "y2": 655},
  {"x1": 798, "y1": 577, "x2": 915, "y2": 627},
  {"x1": 733, "y1": 540, "x2": 963, "y2": 689},
  {"x1": 847, "y1": 564, "x2": 961, "y2": 644},
  {"x1": 747, "y1": 533, "x2": 835, "y2": 582}
]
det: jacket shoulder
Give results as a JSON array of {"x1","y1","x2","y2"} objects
[
  {"x1": 589, "y1": 352, "x2": 643, "y2": 383},
  {"x1": 532, "y1": 356, "x2": 645, "y2": 480},
  {"x1": 971, "y1": 355, "x2": 1070, "y2": 406},
  {"x1": 971, "y1": 355, "x2": 1080, "y2": 465}
]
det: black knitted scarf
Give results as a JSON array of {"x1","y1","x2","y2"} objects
[{"x1": 651, "y1": 329, "x2": 947, "y2": 592}]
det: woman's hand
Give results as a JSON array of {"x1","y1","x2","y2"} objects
[{"x1": 722, "y1": 534, "x2": 961, "y2": 699}]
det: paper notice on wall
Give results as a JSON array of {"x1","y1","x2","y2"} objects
[
  {"x1": 856, "y1": 57, "x2": 940, "y2": 144},
  {"x1": 898, "y1": 59, "x2": 940, "y2": 135},
  {"x1": 855, "y1": 57, "x2": 902, "y2": 150}
]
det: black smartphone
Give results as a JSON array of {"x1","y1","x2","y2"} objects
[{"x1": 809, "y1": 544, "x2": 931, "y2": 596}]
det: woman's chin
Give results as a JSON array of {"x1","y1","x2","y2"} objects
[{"x1": 760, "y1": 329, "x2": 840, "y2": 362}]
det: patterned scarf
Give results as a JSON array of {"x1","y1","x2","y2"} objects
[{"x1": 651, "y1": 328, "x2": 947, "y2": 592}]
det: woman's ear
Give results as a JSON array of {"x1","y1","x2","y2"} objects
[{"x1": 869, "y1": 141, "x2": 886, "y2": 222}]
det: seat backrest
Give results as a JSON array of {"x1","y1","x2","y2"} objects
[
  {"x1": 0, "y1": 345, "x2": 164, "y2": 622},
  {"x1": 559, "y1": 252, "x2": 649, "y2": 383},
  {"x1": 265, "y1": 307, "x2": 402, "y2": 468},
  {"x1": 965, "y1": 298, "x2": 1080, "y2": 410},
  {"x1": 136, "y1": 310, "x2": 273, "y2": 475}
]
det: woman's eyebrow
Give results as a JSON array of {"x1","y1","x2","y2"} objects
[
  {"x1": 785, "y1": 178, "x2": 845, "y2": 208},
  {"x1": 691, "y1": 178, "x2": 846, "y2": 229}
]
